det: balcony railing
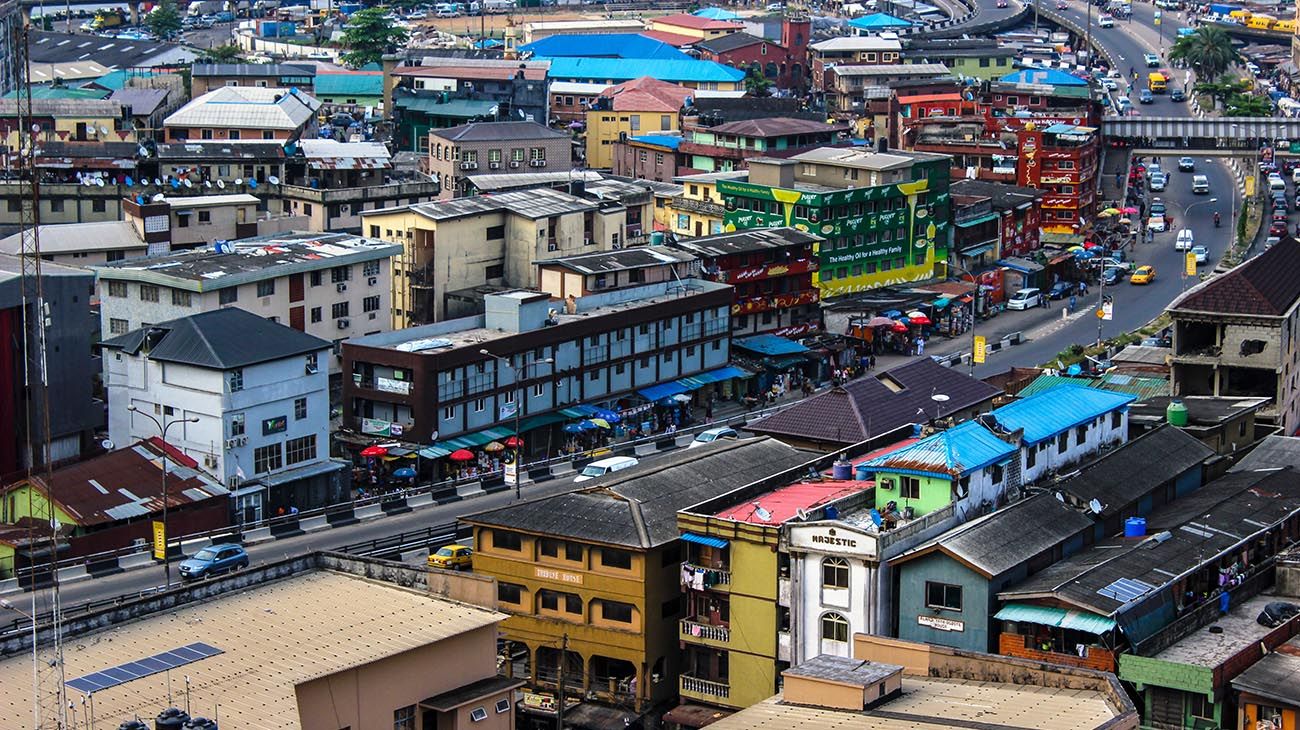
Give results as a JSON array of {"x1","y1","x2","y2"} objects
[
  {"x1": 681, "y1": 674, "x2": 730, "y2": 699},
  {"x1": 670, "y1": 195, "x2": 726, "y2": 217},
  {"x1": 681, "y1": 619, "x2": 730, "y2": 643},
  {"x1": 682, "y1": 561, "x2": 730, "y2": 587}
]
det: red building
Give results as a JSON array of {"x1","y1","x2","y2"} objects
[
  {"x1": 667, "y1": 227, "x2": 822, "y2": 338},
  {"x1": 950, "y1": 179, "x2": 1046, "y2": 259},
  {"x1": 694, "y1": 17, "x2": 812, "y2": 93},
  {"x1": 1015, "y1": 121, "x2": 1098, "y2": 239}
]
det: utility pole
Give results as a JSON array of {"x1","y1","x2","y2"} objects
[{"x1": 557, "y1": 633, "x2": 568, "y2": 729}]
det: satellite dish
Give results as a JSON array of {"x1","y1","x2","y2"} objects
[
  {"x1": 96, "y1": 178, "x2": 105, "y2": 187},
  {"x1": 99, "y1": 125, "x2": 109, "y2": 136},
  {"x1": 217, "y1": 180, "x2": 226, "y2": 189},
  {"x1": 752, "y1": 503, "x2": 773, "y2": 522},
  {"x1": 124, "y1": 175, "x2": 134, "y2": 187},
  {"x1": 1088, "y1": 498, "x2": 1104, "y2": 514},
  {"x1": 184, "y1": 178, "x2": 193, "y2": 188},
  {"x1": 931, "y1": 393, "x2": 950, "y2": 403},
  {"x1": 234, "y1": 178, "x2": 243, "y2": 186},
  {"x1": 1055, "y1": 491, "x2": 1065, "y2": 503},
  {"x1": 151, "y1": 193, "x2": 165, "y2": 202},
  {"x1": 137, "y1": 145, "x2": 149, "y2": 157},
  {"x1": 100, "y1": 439, "x2": 114, "y2": 450},
  {"x1": 795, "y1": 507, "x2": 808, "y2": 521},
  {"x1": 204, "y1": 180, "x2": 212, "y2": 188},
  {"x1": 248, "y1": 178, "x2": 257, "y2": 189},
  {"x1": 267, "y1": 175, "x2": 280, "y2": 185}
]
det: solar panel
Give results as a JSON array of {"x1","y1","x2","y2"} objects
[
  {"x1": 66, "y1": 643, "x2": 222, "y2": 695},
  {"x1": 1096, "y1": 577, "x2": 1156, "y2": 603}
]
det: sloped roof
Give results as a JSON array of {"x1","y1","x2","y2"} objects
[
  {"x1": 860, "y1": 420, "x2": 1016, "y2": 479},
  {"x1": 654, "y1": 12, "x2": 744, "y2": 30},
  {"x1": 109, "y1": 87, "x2": 169, "y2": 116},
  {"x1": 461, "y1": 438, "x2": 816, "y2": 548},
  {"x1": 100, "y1": 308, "x2": 329, "y2": 370},
  {"x1": 747, "y1": 357, "x2": 1002, "y2": 445},
  {"x1": 999, "y1": 68, "x2": 1088, "y2": 86},
  {"x1": 547, "y1": 57, "x2": 745, "y2": 84},
  {"x1": 602, "y1": 76, "x2": 695, "y2": 112},
  {"x1": 695, "y1": 32, "x2": 766, "y2": 55},
  {"x1": 702, "y1": 116, "x2": 847, "y2": 138},
  {"x1": 639, "y1": 30, "x2": 702, "y2": 47},
  {"x1": 0, "y1": 221, "x2": 143, "y2": 255},
  {"x1": 848, "y1": 12, "x2": 914, "y2": 28},
  {"x1": 191, "y1": 63, "x2": 315, "y2": 78},
  {"x1": 987, "y1": 385, "x2": 1135, "y2": 446},
  {"x1": 1171, "y1": 236, "x2": 1300, "y2": 317},
  {"x1": 1054, "y1": 425, "x2": 1213, "y2": 517},
  {"x1": 693, "y1": 7, "x2": 740, "y2": 20},
  {"x1": 0, "y1": 97, "x2": 123, "y2": 118},
  {"x1": 1230, "y1": 434, "x2": 1300, "y2": 472},
  {"x1": 430, "y1": 120, "x2": 566, "y2": 142},
  {"x1": 520, "y1": 33, "x2": 690, "y2": 61},
  {"x1": 164, "y1": 86, "x2": 321, "y2": 131},
  {"x1": 2, "y1": 438, "x2": 227, "y2": 527}
]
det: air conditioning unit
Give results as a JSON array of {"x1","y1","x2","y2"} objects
[
  {"x1": 305, "y1": 363, "x2": 319, "y2": 375},
  {"x1": 336, "y1": 282, "x2": 348, "y2": 292},
  {"x1": 879, "y1": 477, "x2": 896, "y2": 490},
  {"x1": 225, "y1": 438, "x2": 237, "y2": 449},
  {"x1": 489, "y1": 162, "x2": 501, "y2": 169},
  {"x1": 368, "y1": 312, "x2": 376, "y2": 320},
  {"x1": 337, "y1": 318, "x2": 350, "y2": 329},
  {"x1": 367, "y1": 276, "x2": 377, "y2": 286},
  {"x1": 509, "y1": 161, "x2": 521, "y2": 168},
  {"x1": 235, "y1": 436, "x2": 247, "y2": 447},
  {"x1": 460, "y1": 162, "x2": 478, "y2": 170},
  {"x1": 547, "y1": 243, "x2": 558, "y2": 251},
  {"x1": 529, "y1": 159, "x2": 546, "y2": 167}
]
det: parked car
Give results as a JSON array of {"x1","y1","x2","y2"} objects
[
  {"x1": 574, "y1": 456, "x2": 639, "y2": 482},
  {"x1": 1006, "y1": 287, "x2": 1043, "y2": 310},
  {"x1": 1101, "y1": 266, "x2": 1126, "y2": 286},
  {"x1": 1130, "y1": 265, "x2": 1156, "y2": 284},
  {"x1": 428, "y1": 544, "x2": 473, "y2": 570},
  {"x1": 1139, "y1": 89, "x2": 1154, "y2": 104},
  {"x1": 1170, "y1": 88, "x2": 1186, "y2": 102},
  {"x1": 1100, "y1": 77, "x2": 1117, "y2": 91},
  {"x1": 689, "y1": 427, "x2": 740, "y2": 448},
  {"x1": 1047, "y1": 281, "x2": 1077, "y2": 299},
  {"x1": 1175, "y1": 229, "x2": 1194, "y2": 251},
  {"x1": 1178, "y1": 156, "x2": 1195, "y2": 172},
  {"x1": 1146, "y1": 163, "x2": 1163, "y2": 181},
  {"x1": 178, "y1": 544, "x2": 249, "y2": 581}
]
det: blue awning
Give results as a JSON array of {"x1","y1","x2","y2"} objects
[
  {"x1": 734, "y1": 333, "x2": 810, "y2": 356},
  {"x1": 681, "y1": 532, "x2": 729, "y2": 549},
  {"x1": 638, "y1": 380, "x2": 691, "y2": 401},
  {"x1": 419, "y1": 445, "x2": 452, "y2": 459},
  {"x1": 956, "y1": 212, "x2": 999, "y2": 228},
  {"x1": 677, "y1": 365, "x2": 753, "y2": 390}
]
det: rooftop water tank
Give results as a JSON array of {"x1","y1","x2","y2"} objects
[
  {"x1": 155, "y1": 708, "x2": 190, "y2": 730},
  {"x1": 1124, "y1": 516, "x2": 1147, "y2": 538},
  {"x1": 1167, "y1": 399, "x2": 1189, "y2": 427},
  {"x1": 831, "y1": 455, "x2": 852, "y2": 481}
]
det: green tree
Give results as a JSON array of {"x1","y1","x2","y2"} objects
[
  {"x1": 341, "y1": 7, "x2": 409, "y2": 68},
  {"x1": 203, "y1": 44, "x2": 243, "y2": 62},
  {"x1": 145, "y1": 0, "x2": 183, "y2": 40},
  {"x1": 1224, "y1": 92, "x2": 1273, "y2": 117},
  {"x1": 743, "y1": 65, "x2": 772, "y2": 97},
  {"x1": 1168, "y1": 26, "x2": 1239, "y2": 80},
  {"x1": 1193, "y1": 74, "x2": 1250, "y2": 106}
]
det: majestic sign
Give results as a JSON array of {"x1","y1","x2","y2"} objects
[{"x1": 789, "y1": 525, "x2": 876, "y2": 558}]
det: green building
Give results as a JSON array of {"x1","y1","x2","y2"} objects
[
  {"x1": 717, "y1": 147, "x2": 951, "y2": 297},
  {"x1": 901, "y1": 40, "x2": 1017, "y2": 81},
  {"x1": 392, "y1": 91, "x2": 501, "y2": 153},
  {"x1": 314, "y1": 72, "x2": 383, "y2": 112}
]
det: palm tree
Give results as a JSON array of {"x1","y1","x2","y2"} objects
[
  {"x1": 1225, "y1": 93, "x2": 1273, "y2": 117},
  {"x1": 1169, "y1": 26, "x2": 1240, "y2": 80}
]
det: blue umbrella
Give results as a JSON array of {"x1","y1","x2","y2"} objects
[
  {"x1": 594, "y1": 408, "x2": 621, "y2": 423},
  {"x1": 882, "y1": 309, "x2": 903, "y2": 318},
  {"x1": 124, "y1": 175, "x2": 134, "y2": 187},
  {"x1": 392, "y1": 467, "x2": 416, "y2": 478},
  {"x1": 1075, "y1": 249, "x2": 1096, "y2": 260},
  {"x1": 896, "y1": 316, "x2": 911, "y2": 326},
  {"x1": 578, "y1": 420, "x2": 598, "y2": 431},
  {"x1": 562, "y1": 423, "x2": 584, "y2": 434}
]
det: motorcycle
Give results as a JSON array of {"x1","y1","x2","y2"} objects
[{"x1": 1214, "y1": 212, "x2": 1221, "y2": 228}]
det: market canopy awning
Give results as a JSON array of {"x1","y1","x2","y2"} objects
[
  {"x1": 734, "y1": 333, "x2": 810, "y2": 357},
  {"x1": 681, "y1": 532, "x2": 729, "y2": 549},
  {"x1": 676, "y1": 365, "x2": 752, "y2": 390},
  {"x1": 994, "y1": 603, "x2": 1116, "y2": 634},
  {"x1": 955, "y1": 213, "x2": 998, "y2": 228},
  {"x1": 638, "y1": 380, "x2": 691, "y2": 402}
]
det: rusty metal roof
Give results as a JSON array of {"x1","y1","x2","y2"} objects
[{"x1": 297, "y1": 139, "x2": 391, "y2": 171}]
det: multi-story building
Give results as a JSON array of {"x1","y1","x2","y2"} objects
[
  {"x1": 1011, "y1": 120, "x2": 1099, "y2": 239},
  {"x1": 809, "y1": 35, "x2": 904, "y2": 92},
  {"x1": 694, "y1": 17, "x2": 812, "y2": 92},
  {"x1": 278, "y1": 140, "x2": 443, "y2": 232},
  {"x1": 387, "y1": 57, "x2": 551, "y2": 126},
  {"x1": 459, "y1": 437, "x2": 815, "y2": 723},
  {"x1": 1169, "y1": 238, "x2": 1300, "y2": 433},
  {"x1": 0, "y1": 0, "x2": 18, "y2": 96},
  {"x1": 649, "y1": 13, "x2": 744, "y2": 40},
  {"x1": 666, "y1": 171, "x2": 742, "y2": 238},
  {"x1": 536, "y1": 247, "x2": 699, "y2": 300},
  {"x1": 545, "y1": 57, "x2": 745, "y2": 92},
  {"x1": 163, "y1": 86, "x2": 321, "y2": 143},
  {"x1": 677, "y1": 117, "x2": 850, "y2": 174},
  {"x1": 94, "y1": 231, "x2": 401, "y2": 384},
  {"x1": 585, "y1": 77, "x2": 694, "y2": 171},
  {"x1": 901, "y1": 38, "x2": 1017, "y2": 80},
  {"x1": 190, "y1": 63, "x2": 317, "y2": 97},
  {"x1": 0, "y1": 221, "x2": 146, "y2": 267},
  {"x1": 824, "y1": 63, "x2": 952, "y2": 118},
  {"x1": 717, "y1": 146, "x2": 953, "y2": 298},
  {"x1": 948, "y1": 179, "x2": 1045, "y2": 261},
  {"x1": 428, "y1": 121, "x2": 572, "y2": 199},
  {"x1": 340, "y1": 281, "x2": 734, "y2": 451},
  {"x1": 667, "y1": 227, "x2": 822, "y2": 338},
  {"x1": 363, "y1": 184, "x2": 653, "y2": 326},
  {"x1": 0, "y1": 98, "x2": 137, "y2": 151},
  {"x1": 102, "y1": 307, "x2": 345, "y2": 515},
  {"x1": 121, "y1": 193, "x2": 297, "y2": 253},
  {"x1": 612, "y1": 133, "x2": 683, "y2": 183}
]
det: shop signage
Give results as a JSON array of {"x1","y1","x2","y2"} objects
[
  {"x1": 361, "y1": 418, "x2": 395, "y2": 435},
  {"x1": 375, "y1": 376, "x2": 411, "y2": 395},
  {"x1": 789, "y1": 526, "x2": 876, "y2": 558},
  {"x1": 262, "y1": 415, "x2": 287, "y2": 436},
  {"x1": 918, "y1": 615, "x2": 964, "y2": 632},
  {"x1": 824, "y1": 243, "x2": 905, "y2": 266},
  {"x1": 620, "y1": 403, "x2": 655, "y2": 419},
  {"x1": 535, "y1": 567, "x2": 583, "y2": 585}
]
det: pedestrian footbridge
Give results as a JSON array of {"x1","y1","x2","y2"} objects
[{"x1": 1103, "y1": 116, "x2": 1300, "y2": 151}]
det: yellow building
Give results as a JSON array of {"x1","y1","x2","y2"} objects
[
  {"x1": 674, "y1": 463, "x2": 870, "y2": 714},
  {"x1": 459, "y1": 438, "x2": 814, "y2": 725},
  {"x1": 666, "y1": 172, "x2": 744, "y2": 239},
  {"x1": 586, "y1": 77, "x2": 694, "y2": 170},
  {"x1": 0, "y1": 98, "x2": 139, "y2": 150},
  {"x1": 649, "y1": 13, "x2": 744, "y2": 41}
]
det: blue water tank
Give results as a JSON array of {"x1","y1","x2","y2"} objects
[
  {"x1": 1124, "y1": 517, "x2": 1147, "y2": 538},
  {"x1": 825, "y1": 505, "x2": 839, "y2": 520},
  {"x1": 831, "y1": 457, "x2": 852, "y2": 481}
]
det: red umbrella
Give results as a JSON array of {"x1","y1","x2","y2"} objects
[
  {"x1": 891, "y1": 322, "x2": 909, "y2": 333},
  {"x1": 449, "y1": 449, "x2": 475, "y2": 462},
  {"x1": 504, "y1": 435, "x2": 524, "y2": 448},
  {"x1": 909, "y1": 314, "x2": 933, "y2": 325},
  {"x1": 360, "y1": 445, "x2": 387, "y2": 457}
]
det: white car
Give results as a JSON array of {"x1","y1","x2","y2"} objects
[
  {"x1": 1175, "y1": 229, "x2": 1194, "y2": 251},
  {"x1": 573, "y1": 456, "x2": 639, "y2": 483},
  {"x1": 1006, "y1": 288, "x2": 1043, "y2": 310},
  {"x1": 1292, "y1": 168, "x2": 1300, "y2": 185},
  {"x1": 688, "y1": 427, "x2": 740, "y2": 448},
  {"x1": 1100, "y1": 77, "x2": 1117, "y2": 91},
  {"x1": 1148, "y1": 214, "x2": 1168, "y2": 232},
  {"x1": 1098, "y1": 14, "x2": 1114, "y2": 27},
  {"x1": 1191, "y1": 245, "x2": 1208, "y2": 263}
]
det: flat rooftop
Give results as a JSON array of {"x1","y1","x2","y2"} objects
[
  {"x1": 95, "y1": 232, "x2": 402, "y2": 290},
  {"x1": 712, "y1": 479, "x2": 867, "y2": 524},
  {"x1": 403, "y1": 187, "x2": 598, "y2": 222},
  {"x1": 0, "y1": 571, "x2": 503, "y2": 729},
  {"x1": 1152, "y1": 594, "x2": 1280, "y2": 668},
  {"x1": 705, "y1": 676, "x2": 1122, "y2": 730}
]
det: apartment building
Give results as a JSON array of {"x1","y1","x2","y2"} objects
[
  {"x1": 427, "y1": 121, "x2": 572, "y2": 199},
  {"x1": 536, "y1": 247, "x2": 700, "y2": 300},
  {"x1": 585, "y1": 77, "x2": 694, "y2": 170},
  {"x1": 677, "y1": 117, "x2": 849, "y2": 174},
  {"x1": 163, "y1": 86, "x2": 321, "y2": 142},
  {"x1": 809, "y1": 35, "x2": 904, "y2": 92},
  {"x1": 190, "y1": 63, "x2": 317, "y2": 96}
]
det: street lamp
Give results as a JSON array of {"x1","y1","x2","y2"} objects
[
  {"x1": 127, "y1": 405, "x2": 199, "y2": 587},
  {"x1": 944, "y1": 261, "x2": 980, "y2": 376},
  {"x1": 478, "y1": 350, "x2": 554, "y2": 499}
]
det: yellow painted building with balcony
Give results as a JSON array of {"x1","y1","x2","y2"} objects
[
  {"x1": 666, "y1": 172, "x2": 745, "y2": 239},
  {"x1": 459, "y1": 437, "x2": 814, "y2": 724},
  {"x1": 0, "y1": 98, "x2": 139, "y2": 150}
]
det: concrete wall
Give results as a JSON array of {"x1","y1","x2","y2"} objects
[{"x1": 894, "y1": 550, "x2": 989, "y2": 652}]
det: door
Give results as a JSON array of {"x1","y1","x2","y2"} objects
[
  {"x1": 289, "y1": 305, "x2": 305, "y2": 331},
  {"x1": 288, "y1": 272, "x2": 304, "y2": 303},
  {"x1": 695, "y1": 221, "x2": 703, "y2": 236}
]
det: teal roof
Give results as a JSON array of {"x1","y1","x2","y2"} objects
[
  {"x1": 694, "y1": 6, "x2": 739, "y2": 19},
  {"x1": 990, "y1": 385, "x2": 1135, "y2": 446},
  {"x1": 847, "y1": 12, "x2": 913, "y2": 28},
  {"x1": 547, "y1": 57, "x2": 745, "y2": 84},
  {"x1": 314, "y1": 72, "x2": 383, "y2": 97},
  {"x1": 80, "y1": 69, "x2": 159, "y2": 91},
  {"x1": 1016, "y1": 374, "x2": 1094, "y2": 398},
  {"x1": 630, "y1": 134, "x2": 682, "y2": 149},
  {"x1": 395, "y1": 96, "x2": 499, "y2": 119},
  {"x1": 861, "y1": 420, "x2": 1015, "y2": 479},
  {"x1": 994, "y1": 603, "x2": 1116, "y2": 634},
  {"x1": 1017, "y1": 373, "x2": 1169, "y2": 403},
  {"x1": 4, "y1": 86, "x2": 109, "y2": 100}
]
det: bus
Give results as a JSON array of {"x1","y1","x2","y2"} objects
[{"x1": 1148, "y1": 72, "x2": 1167, "y2": 93}]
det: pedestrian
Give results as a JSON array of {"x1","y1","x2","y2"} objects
[
  {"x1": 1079, "y1": 281, "x2": 1088, "y2": 295},
  {"x1": 870, "y1": 354, "x2": 877, "y2": 369},
  {"x1": 915, "y1": 337, "x2": 925, "y2": 356},
  {"x1": 1043, "y1": 293, "x2": 1051, "y2": 309}
]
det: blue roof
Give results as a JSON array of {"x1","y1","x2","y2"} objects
[
  {"x1": 694, "y1": 6, "x2": 740, "y2": 19},
  {"x1": 630, "y1": 134, "x2": 682, "y2": 149},
  {"x1": 314, "y1": 73, "x2": 383, "y2": 97},
  {"x1": 847, "y1": 12, "x2": 913, "y2": 28},
  {"x1": 999, "y1": 68, "x2": 1089, "y2": 87},
  {"x1": 520, "y1": 33, "x2": 690, "y2": 61},
  {"x1": 862, "y1": 421, "x2": 1015, "y2": 479},
  {"x1": 547, "y1": 57, "x2": 745, "y2": 84},
  {"x1": 989, "y1": 385, "x2": 1136, "y2": 446},
  {"x1": 734, "y1": 334, "x2": 810, "y2": 357},
  {"x1": 79, "y1": 69, "x2": 159, "y2": 91},
  {"x1": 638, "y1": 380, "x2": 691, "y2": 402}
]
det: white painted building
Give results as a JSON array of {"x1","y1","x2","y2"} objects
[
  {"x1": 983, "y1": 385, "x2": 1135, "y2": 484},
  {"x1": 101, "y1": 307, "x2": 347, "y2": 518}
]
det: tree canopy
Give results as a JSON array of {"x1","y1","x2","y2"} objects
[
  {"x1": 1169, "y1": 26, "x2": 1239, "y2": 80},
  {"x1": 145, "y1": 0, "x2": 183, "y2": 40},
  {"x1": 341, "y1": 8, "x2": 409, "y2": 68}
]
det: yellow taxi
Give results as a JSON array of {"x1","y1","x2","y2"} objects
[
  {"x1": 428, "y1": 544, "x2": 473, "y2": 571},
  {"x1": 1130, "y1": 265, "x2": 1156, "y2": 285}
]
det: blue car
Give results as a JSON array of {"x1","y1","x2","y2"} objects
[{"x1": 178, "y1": 543, "x2": 249, "y2": 581}]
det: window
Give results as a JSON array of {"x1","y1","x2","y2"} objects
[
  {"x1": 171, "y1": 289, "x2": 192, "y2": 307},
  {"x1": 50, "y1": 199, "x2": 64, "y2": 213},
  {"x1": 629, "y1": 114, "x2": 640, "y2": 131},
  {"x1": 109, "y1": 317, "x2": 129, "y2": 334},
  {"x1": 1076, "y1": 425, "x2": 1088, "y2": 443},
  {"x1": 539, "y1": 589, "x2": 582, "y2": 614},
  {"x1": 530, "y1": 147, "x2": 545, "y2": 162},
  {"x1": 107, "y1": 281, "x2": 127, "y2": 298},
  {"x1": 485, "y1": 263, "x2": 504, "y2": 279},
  {"x1": 310, "y1": 307, "x2": 322, "y2": 323},
  {"x1": 822, "y1": 557, "x2": 849, "y2": 588},
  {"x1": 474, "y1": 397, "x2": 485, "y2": 413},
  {"x1": 228, "y1": 369, "x2": 244, "y2": 392},
  {"x1": 486, "y1": 225, "x2": 505, "y2": 240},
  {"x1": 332, "y1": 302, "x2": 350, "y2": 319},
  {"x1": 899, "y1": 476, "x2": 920, "y2": 499},
  {"x1": 282, "y1": 434, "x2": 315, "y2": 465},
  {"x1": 363, "y1": 260, "x2": 380, "y2": 277},
  {"x1": 600, "y1": 548, "x2": 632, "y2": 570},
  {"x1": 394, "y1": 705, "x2": 416, "y2": 730},
  {"x1": 925, "y1": 581, "x2": 962, "y2": 611},
  {"x1": 138, "y1": 284, "x2": 159, "y2": 303},
  {"x1": 498, "y1": 582, "x2": 524, "y2": 605},
  {"x1": 363, "y1": 296, "x2": 380, "y2": 313},
  {"x1": 294, "y1": 397, "x2": 307, "y2": 420},
  {"x1": 661, "y1": 114, "x2": 671, "y2": 128},
  {"x1": 1188, "y1": 692, "x2": 1215, "y2": 720},
  {"x1": 253, "y1": 443, "x2": 282, "y2": 474},
  {"x1": 540, "y1": 538, "x2": 582, "y2": 561},
  {"x1": 1057, "y1": 432, "x2": 1069, "y2": 453},
  {"x1": 821, "y1": 612, "x2": 849, "y2": 643},
  {"x1": 198, "y1": 210, "x2": 211, "y2": 223},
  {"x1": 443, "y1": 405, "x2": 456, "y2": 420},
  {"x1": 600, "y1": 600, "x2": 634, "y2": 623},
  {"x1": 492, "y1": 530, "x2": 522, "y2": 551},
  {"x1": 218, "y1": 287, "x2": 238, "y2": 305},
  {"x1": 310, "y1": 271, "x2": 322, "y2": 287},
  {"x1": 532, "y1": 382, "x2": 544, "y2": 397},
  {"x1": 257, "y1": 280, "x2": 275, "y2": 297},
  {"x1": 1026, "y1": 446, "x2": 1037, "y2": 468},
  {"x1": 1111, "y1": 411, "x2": 1122, "y2": 429}
]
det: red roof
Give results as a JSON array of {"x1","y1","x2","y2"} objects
[
  {"x1": 602, "y1": 76, "x2": 694, "y2": 112},
  {"x1": 713, "y1": 480, "x2": 868, "y2": 524},
  {"x1": 640, "y1": 29, "x2": 702, "y2": 47},
  {"x1": 654, "y1": 13, "x2": 745, "y2": 30}
]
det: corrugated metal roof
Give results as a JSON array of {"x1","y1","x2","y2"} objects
[
  {"x1": 313, "y1": 72, "x2": 383, "y2": 97},
  {"x1": 298, "y1": 139, "x2": 391, "y2": 170},
  {"x1": 164, "y1": 86, "x2": 321, "y2": 131},
  {"x1": 521, "y1": 33, "x2": 690, "y2": 61},
  {"x1": 863, "y1": 420, "x2": 1015, "y2": 479},
  {"x1": 546, "y1": 57, "x2": 744, "y2": 84},
  {"x1": 989, "y1": 385, "x2": 1135, "y2": 446},
  {"x1": 994, "y1": 603, "x2": 1117, "y2": 634}
]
